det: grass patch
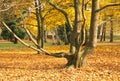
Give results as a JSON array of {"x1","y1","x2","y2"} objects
[
  {"x1": 0, "y1": 43, "x2": 28, "y2": 51},
  {"x1": 0, "y1": 43, "x2": 25, "y2": 48},
  {"x1": 0, "y1": 41, "x2": 65, "y2": 51}
]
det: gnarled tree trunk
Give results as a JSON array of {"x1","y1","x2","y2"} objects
[{"x1": 66, "y1": 0, "x2": 99, "y2": 68}]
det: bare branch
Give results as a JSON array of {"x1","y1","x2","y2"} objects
[
  {"x1": 2, "y1": 21, "x2": 51, "y2": 55},
  {"x1": 0, "y1": 3, "x2": 33, "y2": 13},
  {"x1": 2, "y1": 21, "x2": 71, "y2": 57},
  {"x1": 96, "y1": 3, "x2": 120, "y2": 12},
  {"x1": 23, "y1": 24, "x2": 38, "y2": 47},
  {"x1": 81, "y1": 0, "x2": 87, "y2": 45},
  {"x1": 0, "y1": 5, "x2": 13, "y2": 12}
]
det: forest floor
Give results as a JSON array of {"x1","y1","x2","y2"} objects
[{"x1": 0, "y1": 41, "x2": 120, "y2": 81}]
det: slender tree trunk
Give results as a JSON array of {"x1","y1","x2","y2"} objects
[
  {"x1": 99, "y1": 25, "x2": 103, "y2": 41},
  {"x1": 38, "y1": 0, "x2": 44, "y2": 48},
  {"x1": 110, "y1": 18, "x2": 113, "y2": 42},
  {"x1": 51, "y1": 31, "x2": 55, "y2": 45},
  {"x1": 100, "y1": 24, "x2": 103, "y2": 42},
  {"x1": 44, "y1": 30, "x2": 47, "y2": 43},
  {"x1": 103, "y1": 23, "x2": 106, "y2": 41},
  {"x1": 83, "y1": 29, "x2": 89, "y2": 45},
  {"x1": 97, "y1": 25, "x2": 101, "y2": 39},
  {"x1": 100, "y1": 22, "x2": 106, "y2": 42},
  {"x1": 55, "y1": 29, "x2": 61, "y2": 45},
  {"x1": 35, "y1": 0, "x2": 41, "y2": 54},
  {"x1": 40, "y1": 18, "x2": 44, "y2": 48},
  {"x1": 14, "y1": 38, "x2": 18, "y2": 44},
  {"x1": 63, "y1": 26, "x2": 69, "y2": 45}
]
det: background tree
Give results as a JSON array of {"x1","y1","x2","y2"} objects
[{"x1": 1, "y1": 18, "x2": 26, "y2": 44}]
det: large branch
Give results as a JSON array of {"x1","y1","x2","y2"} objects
[
  {"x1": 47, "y1": 0, "x2": 73, "y2": 30},
  {"x1": 81, "y1": 0, "x2": 87, "y2": 45},
  {"x1": 23, "y1": 24, "x2": 38, "y2": 47},
  {"x1": 0, "y1": 3, "x2": 33, "y2": 13},
  {"x1": 96, "y1": 3, "x2": 120, "y2": 12},
  {"x1": 2, "y1": 21, "x2": 71, "y2": 58},
  {"x1": 2, "y1": 21, "x2": 51, "y2": 54},
  {"x1": 0, "y1": 5, "x2": 13, "y2": 12}
]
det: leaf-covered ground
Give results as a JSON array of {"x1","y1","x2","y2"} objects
[{"x1": 0, "y1": 45, "x2": 120, "y2": 81}]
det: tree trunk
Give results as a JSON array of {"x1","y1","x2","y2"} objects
[
  {"x1": 44, "y1": 30, "x2": 47, "y2": 43},
  {"x1": 51, "y1": 31, "x2": 55, "y2": 45},
  {"x1": 110, "y1": 18, "x2": 113, "y2": 42},
  {"x1": 103, "y1": 23, "x2": 106, "y2": 41},
  {"x1": 67, "y1": 0, "x2": 99, "y2": 68},
  {"x1": 63, "y1": 26, "x2": 69, "y2": 45},
  {"x1": 100, "y1": 22, "x2": 106, "y2": 42},
  {"x1": 40, "y1": 18, "x2": 44, "y2": 48},
  {"x1": 83, "y1": 29, "x2": 89, "y2": 46},
  {"x1": 14, "y1": 38, "x2": 18, "y2": 44},
  {"x1": 97, "y1": 25, "x2": 101, "y2": 39},
  {"x1": 55, "y1": 29, "x2": 61, "y2": 45},
  {"x1": 35, "y1": 0, "x2": 41, "y2": 54},
  {"x1": 68, "y1": 0, "x2": 82, "y2": 68},
  {"x1": 38, "y1": 0, "x2": 44, "y2": 48}
]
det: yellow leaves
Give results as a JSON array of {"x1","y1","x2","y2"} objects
[
  {"x1": 100, "y1": 0, "x2": 110, "y2": 7},
  {"x1": 23, "y1": 14, "x2": 38, "y2": 36},
  {"x1": 0, "y1": 44, "x2": 120, "y2": 80},
  {"x1": 45, "y1": 10, "x2": 66, "y2": 30},
  {"x1": 99, "y1": 0, "x2": 120, "y2": 20},
  {"x1": 45, "y1": 45, "x2": 69, "y2": 53},
  {"x1": 65, "y1": 7, "x2": 74, "y2": 22},
  {"x1": 85, "y1": 10, "x2": 91, "y2": 28}
]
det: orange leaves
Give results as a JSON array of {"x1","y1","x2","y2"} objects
[
  {"x1": 0, "y1": 45, "x2": 120, "y2": 80},
  {"x1": 45, "y1": 45, "x2": 69, "y2": 53}
]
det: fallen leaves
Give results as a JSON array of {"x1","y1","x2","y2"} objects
[{"x1": 0, "y1": 45, "x2": 120, "y2": 81}]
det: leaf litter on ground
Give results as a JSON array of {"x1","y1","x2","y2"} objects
[{"x1": 0, "y1": 45, "x2": 120, "y2": 81}]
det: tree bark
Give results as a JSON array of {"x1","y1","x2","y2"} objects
[
  {"x1": 100, "y1": 22, "x2": 106, "y2": 42},
  {"x1": 35, "y1": 0, "x2": 41, "y2": 54},
  {"x1": 14, "y1": 38, "x2": 18, "y2": 44},
  {"x1": 83, "y1": 29, "x2": 89, "y2": 46},
  {"x1": 38, "y1": 0, "x2": 44, "y2": 48},
  {"x1": 40, "y1": 17, "x2": 44, "y2": 48},
  {"x1": 97, "y1": 25, "x2": 101, "y2": 39},
  {"x1": 89, "y1": 0, "x2": 99, "y2": 47},
  {"x1": 63, "y1": 26, "x2": 69, "y2": 45},
  {"x1": 66, "y1": 0, "x2": 99, "y2": 68},
  {"x1": 55, "y1": 29, "x2": 61, "y2": 45},
  {"x1": 51, "y1": 30, "x2": 55, "y2": 45},
  {"x1": 110, "y1": 18, "x2": 113, "y2": 42},
  {"x1": 44, "y1": 30, "x2": 47, "y2": 43}
]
